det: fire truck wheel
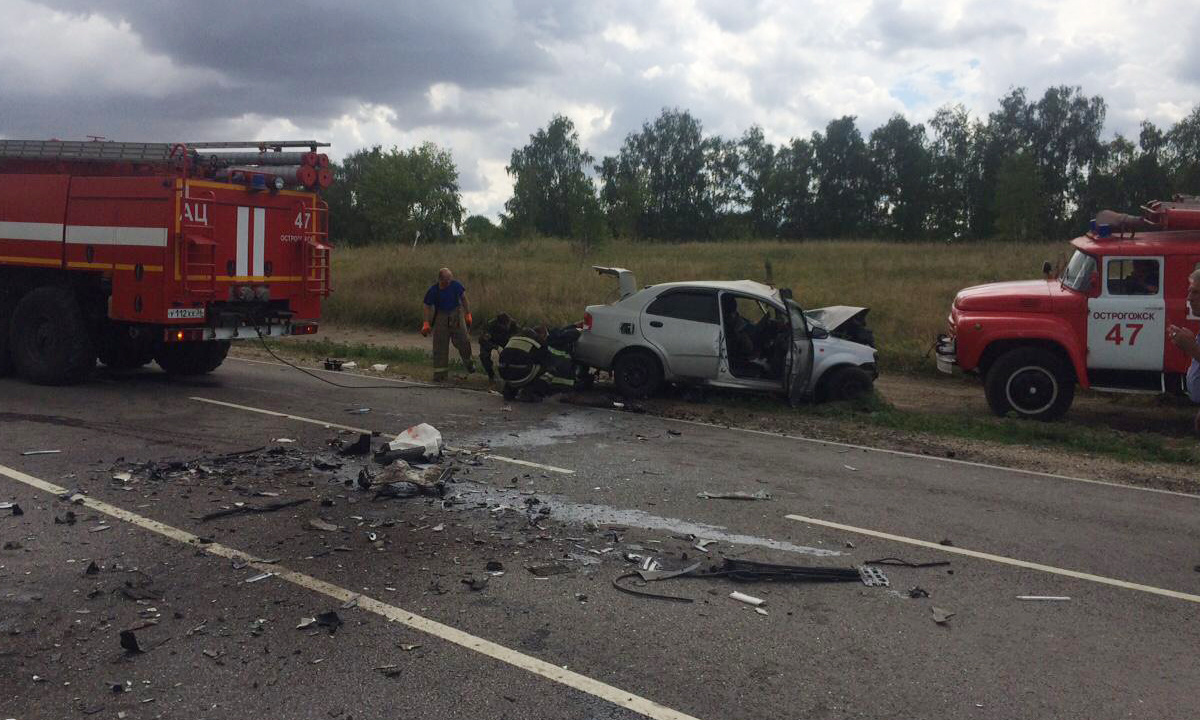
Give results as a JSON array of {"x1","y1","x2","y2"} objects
[
  {"x1": 10, "y1": 286, "x2": 96, "y2": 385},
  {"x1": 984, "y1": 347, "x2": 1075, "y2": 421},
  {"x1": 98, "y1": 328, "x2": 155, "y2": 370},
  {"x1": 155, "y1": 340, "x2": 230, "y2": 376},
  {"x1": 0, "y1": 301, "x2": 13, "y2": 377}
]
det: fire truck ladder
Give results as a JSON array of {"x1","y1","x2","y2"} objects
[
  {"x1": 181, "y1": 189, "x2": 218, "y2": 296},
  {"x1": 0, "y1": 139, "x2": 330, "y2": 165},
  {"x1": 305, "y1": 200, "x2": 332, "y2": 296}
]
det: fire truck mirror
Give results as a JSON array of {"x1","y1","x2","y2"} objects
[{"x1": 1041, "y1": 260, "x2": 1052, "y2": 277}]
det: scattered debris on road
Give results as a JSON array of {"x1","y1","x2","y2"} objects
[
  {"x1": 696, "y1": 490, "x2": 772, "y2": 501},
  {"x1": 383, "y1": 423, "x2": 444, "y2": 462},
  {"x1": 1016, "y1": 595, "x2": 1071, "y2": 602},
  {"x1": 931, "y1": 606, "x2": 956, "y2": 624},
  {"x1": 21, "y1": 449, "x2": 61, "y2": 456},
  {"x1": 200, "y1": 497, "x2": 310, "y2": 522},
  {"x1": 119, "y1": 630, "x2": 143, "y2": 654},
  {"x1": 1, "y1": 501, "x2": 22, "y2": 516},
  {"x1": 729, "y1": 591, "x2": 765, "y2": 607}
]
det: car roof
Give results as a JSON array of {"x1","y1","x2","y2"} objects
[
  {"x1": 1072, "y1": 230, "x2": 1200, "y2": 256},
  {"x1": 646, "y1": 279, "x2": 782, "y2": 301}
]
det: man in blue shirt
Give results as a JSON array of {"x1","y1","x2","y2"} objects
[
  {"x1": 421, "y1": 267, "x2": 474, "y2": 381},
  {"x1": 1167, "y1": 268, "x2": 1200, "y2": 433}
]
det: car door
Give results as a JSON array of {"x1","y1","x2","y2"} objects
[
  {"x1": 640, "y1": 288, "x2": 721, "y2": 379},
  {"x1": 1087, "y1": 256, "x2": 1165, "y2": 370},
  {"x1": 785, "y1": 300, "x2": 815, "y2": 404}
]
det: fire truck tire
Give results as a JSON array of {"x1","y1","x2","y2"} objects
[
  {"x1": 98, "y1": 328, "x2": 155, "y2": 370},
  {"x1": 155, "y1": 341, "x2": 230, "y2": 376},
  {"x1": 0, "y1": 301, "x2": 13, "y2": 377},
  {"x1": 10, "y1": 286, "x2": 96, "y2": 385},
  {"x1": 984, "y1": 347, "x2": 1075, "y2": 421}
]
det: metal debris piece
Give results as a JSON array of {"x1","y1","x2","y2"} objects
[
  {"x1": 119, "y1": 630, "x2": 143, "y2": 654},
  {"x1": 22, "y1": 449, "x2": 61, "y2": 456},
  {"x1": 399, "y1": 643, "x2": 422, "y2": 651},
  {"x1": 931, "y1": 606, "x2": 955, "y2": 624},
  {"x1": 611, "y1": 573, "x2": 694, "y2": 603},
  {"x1": 693, "y1": 539, "x2": 717, "y2": 552},
  {"x1": 244, "y1": 572, "x2": 275, "y2": 584},
  {"x1": 340, "y1": 596, "x2": 359, "y2": 610},
  {"x1": 858, "y1": 565, "x2": 890, "y2": 588},
  {"x1": 729, "y1": 591, "x2": 765, "y2": 607},
  {"x1": 89, "y1": 525, "x2": 111, "y2": 533},
  {"x1": 526, "y1": 563, "x2": 571, "y2": 577},
  {"x1": 314, "y1": 611, "x2": 343, "y2": 634},
  {"x1": 696, "y1": 490, "x2": 772, "y2": 501},
  {"x1": 374, "y1": 664, "x2": 403, "y2": 677},
  {"x1": 1016, "y1": 596, "x2": 1071, "y2": 602},
  {"x1": 296, "y1": 617, "x2": 317, "y2": 629},
  {"x1": 636, "y1": 561, "x2": 700, "y2": 583},
  {"x1": 308, "y1": 518, "x2": 340, "y2": 532},
  {"x1": 345, "y1": 408, "x2": 371, "y2": 415},
  {"x1": 755, "y1": 607, "x2": 769, "y2": 616}
]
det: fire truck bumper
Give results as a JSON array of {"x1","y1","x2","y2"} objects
[
  {"x1": 164, "y1": 321, "x2": 316, "y2": 343},
  {"x1": 935, "y1": 334, "x2": 959, "y2": 375}
]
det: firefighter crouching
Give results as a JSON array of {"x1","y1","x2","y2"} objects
[
  {"x1": 478, "y1": 312, "x2": 519, "y2": 382},
  {"x1": 498, "y1": 326, "x2": 577, "y2": 401}
]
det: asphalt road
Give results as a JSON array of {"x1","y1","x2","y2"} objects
[{"x1": 1, "y1": 356, "x2": 1198, "y2": 720}]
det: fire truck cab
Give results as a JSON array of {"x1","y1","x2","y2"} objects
[
  {"x1": 936, "y1": 197, "x2": 1200, "y2": 420},
  {"x1": 0, "y1": 140, "x2": 332, "y2": 385}
]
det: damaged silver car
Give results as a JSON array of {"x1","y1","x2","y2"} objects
[{"x1": 574, "y1": 267, "x2": 878, "y2": 401}]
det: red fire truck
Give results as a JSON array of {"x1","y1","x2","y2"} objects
[
  {"x1": 936, "y1": 197, "x2": 1200, "y2": 420},
  {"x1": 0, "y1": 140, "x2": 332, "y2": 385}
]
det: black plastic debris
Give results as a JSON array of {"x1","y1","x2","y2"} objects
[
  {"x1": 54, "y1": 510, "x2": 77, "y2": 525},
  {"x1": 526, "y1": 563, "x2": 571, "y2": 577},
  {"x1": 9, "y1": 503, "x2": 23, "y2": 516},
  {"x1": 315, "y1": 611, "x2": 343, "y2": 634},
  {"x1": 909, "y1": 586, "x2": 931, "y2": 599},
  {"x1": 486, "y1": 561, "x2": 504, "y2": 572},
  {"x1": 461, "y1": 576, "x2": 489, "y2": 591},
  {"x1": 85, "y1": 561, "x2": 100, "y2": 576},
  {"x1": 200, "y1": 498, "x2": 310, "y2": 522},
  {"x1": 695, "y1": 558, "x2": 862, "y2": 583},
  {"x1": 339, "y1": 433, "x2": 372, "y2": 457},
  {"x1": 119, "y1": 630, "x2": 143, "y2": 654}
]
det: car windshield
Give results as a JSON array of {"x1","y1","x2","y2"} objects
[{"x1": 1060, "y1": 250, "x2": 1097, "y2": 293}]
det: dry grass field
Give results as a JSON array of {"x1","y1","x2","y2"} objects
[{"x1": 323, "y1": 238, "x2": 1068, "y2": 371}]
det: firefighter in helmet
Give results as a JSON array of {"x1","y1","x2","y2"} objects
[
  {"x1": 497, "y1": 325, "x2": 575, "y2": 401},
  {"x1": 478, "y1": 312, "x2": 519, "y2": 382}
]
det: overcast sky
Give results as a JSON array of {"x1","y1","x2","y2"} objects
[{"x1": 1, "y1": 0, "x2": 1197, "y2": 219}]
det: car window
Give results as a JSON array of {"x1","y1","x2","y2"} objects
[
  {"x1": 645, "y1": 289, "x2": 719, "y2": 324},
  {"x1": 1106, "y1": 258, "x2": 1160, "y2": 296}
]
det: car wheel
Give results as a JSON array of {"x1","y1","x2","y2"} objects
[
  {"x1": 821, "y1": 365, "x2": 874, "y2": 402},
  {"x1": 613, "y1": 350, "x2": 662, "y2": 399},
  {"x1": 10, "y1": 286, "x2": 96, "y2": 385},
  {"x1": 984, "y1": 347, "x2": 1074, "y2": 421}
]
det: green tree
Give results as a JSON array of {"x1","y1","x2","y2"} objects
[
  {"x1": 772, "y1": 138, "x2": 815, "y2": 240},
  {"x1": 740, "y1": 126, "x2": 779, "y2": 236},
  {"x1": 868, "y1": 114, "x2": 932, "y2": 240},
  {"x1": 462, "y1": 214, "x2": 501, "y2": 242},
  {"x1": 356, "y1": 142, "x2": 464, "y2": 243},
  {"x1": 927, "y1": 104, "x2": 976, "y2": 240},
  {"x1": 810, "y1": 116, "x2": 873, "y2": 237},
  {"x1": 503, "y1": 115, "x2": 604, "y2": 239},
  {"x1": 600, "y1": 108, "x2": 713, "y2": 240},
  {"x1": 1166, "y1": 104, "x2": 1200, "y2": 193},
  {"x1": 326, "y1": 145, "x2": 385, "y2": 246},
  {"x1": 993, "y1": 151, "x2": 1043, "y2": 240}
]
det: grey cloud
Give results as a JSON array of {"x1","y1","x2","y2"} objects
[{"x1": 866, "y1": 0, "x2": 1025, "y2": 54}]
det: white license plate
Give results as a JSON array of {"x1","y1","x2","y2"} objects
[{"x1": 167, "y1": 308, "x2": 206, "y2": 319}]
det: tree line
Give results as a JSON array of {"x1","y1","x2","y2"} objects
[{"x1": 327, "y1": 86, "x2": 1200, "y2": 245}]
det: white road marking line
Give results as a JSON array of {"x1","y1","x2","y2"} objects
[
  {"x1": 785, "y1": 513, "x2": 1200, "y2": 604},
  {"x1": 479, "y1": 454, "x2": 574, "y2": 474},
  {"x1": 0, "y1": 463, "x2": 697, "y2": 720},
  {"x1": 188, "y1": 396, "x2": 574, "y2": 475},
  {"x1": 190, "y1": 396, "x2": 370, "y2": 434},
  {"x1": 665, "y1": 416, "x2": 1200, "y2": 500}
]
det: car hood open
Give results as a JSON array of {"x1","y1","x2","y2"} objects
[{"x1": 804, "y1": 305, "x2": 869, "y2": 332}]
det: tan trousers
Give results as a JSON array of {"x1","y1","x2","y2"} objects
[{"x1": 431, "y1": 308, "x2": 472, "y2": 379}]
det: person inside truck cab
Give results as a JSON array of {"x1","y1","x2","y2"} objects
[
  {"x1": 1167, "y1": 268, "x2": 1200, "y2": 434},
  {"x1": 1125, "y1": 260, "x2": 1160, "y2": 295}
]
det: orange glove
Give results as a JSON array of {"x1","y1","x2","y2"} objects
[
  {"x1": 420, "y1": 321, "x2": 431, "y2": 337},
  {"x1": 465, "y1": 312, "x2": 473, "y2": 329}
]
